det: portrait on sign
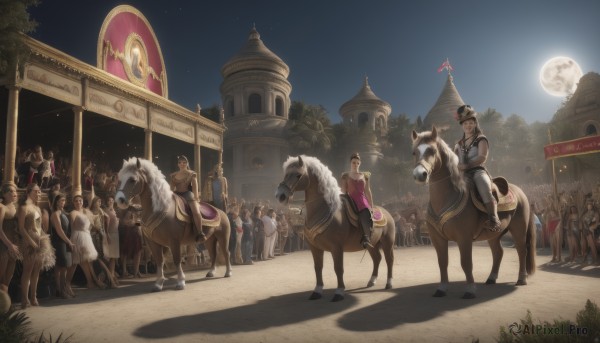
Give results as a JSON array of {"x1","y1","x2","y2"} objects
[{"x1": 124, "y1": 33, "x2": 149, "y2": 86}]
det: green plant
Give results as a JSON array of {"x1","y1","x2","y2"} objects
[
  {"x1": 496, "y1": 299, "x2": 599, "y2": 343},
  {"x1": 0, "y1": 308, "x2": 73, "y2": 343}
]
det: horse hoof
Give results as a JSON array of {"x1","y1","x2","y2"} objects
[
  {"x1": 175, "y1": 284, "x2": 185, "y2": 291},
  {"x1": 331, "y1": 294, "x2": 344, "y2": 302},
  {"x1": 432, "y1": 290, "x2": 446, "y2": 297},
  {"x1": 206, "y1": 272, "x2": 214, "y2": 278},
  {"x1": 462, "y1": 292, "x2": 476, "y2": 299},
  {"x1": 367, "y1": 281, "x2": 375, "y2": 288},
  {"x1": 516, "y1": 279, "x2": 527, "y2": 286},
  {"x1": 485, "y1": 279, "x2": 496, "y2": 285},
  {"x1": 308, "y1": 292, "x2": 322, "y2": 300},
  {"x1": 224, "y1": 271, "x2": 232, "y2": 278},
  {"x1": 151, "y1": 286, "x2": 162, "y2": 292},
  {"x1": 385, "y1": 283, "x2": 392, "y2": 290}
]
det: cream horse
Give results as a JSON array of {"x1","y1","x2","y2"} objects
[
  {"x1": 115, "y1": 158, "x2": 231, "y2": 291},
  {"x1": 412, "y1": 128, "x2": 535, "y2": 298},
  {"x1": 276, "y1": 155, "x2": 396, "y2": 302}
]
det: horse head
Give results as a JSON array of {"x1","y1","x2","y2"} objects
[
  {"x1": 115, "y1": 157, "x2": 147, "y2": 209},
  {"x1": 276, "y1": 155, "x2": 310, "y2": 204},
  {"x1": 411, "y1": 126, "x2": 441, "y2": 184}
]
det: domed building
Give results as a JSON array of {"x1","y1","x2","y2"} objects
[
  {"x1": 339, "y1": 77, "x2": 391, "y2": 170},
  {"x1": 550, "y1": 72, "x2": 600, "y2": 181},
  {"x1": 422, "y1": 73, "x2": 465, "y2": 140},
  {"x1": 220, "y1": 27, "x2": 292, "y2": 200}
]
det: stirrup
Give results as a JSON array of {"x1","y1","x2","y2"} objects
[
  {"x1": 195, "y1": 230, "x2": 207, "y2": 243},
  {"x1": 485, "y1": 217, "x2": 501, "y2": 232},
  {"x1": 361, "y1": 235, "x2": 373, "y2": 249}
]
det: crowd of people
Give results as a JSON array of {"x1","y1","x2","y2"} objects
[{"x1": 1, "y1": 126, "x2": 599, "y2": 312}]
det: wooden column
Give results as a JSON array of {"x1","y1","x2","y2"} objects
[
  {"x1": 144, "y1": 104, "x2": 152, "y2": 161},
  {"x1": 194, "y1": 124, "x2": 202, "y2": 197},
  {"x1": 71, "y1": 106, "x2": 83, "y2": 195},
  {"x1": 3, "y1": 85, "x2": 20, "y2": 185},
  {"x1": 144, "y1": 129, "x2": 153, "y2": 161}
]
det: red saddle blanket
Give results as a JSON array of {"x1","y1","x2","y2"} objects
[{"x1": 173, "y1": 194, "x2": 220, "y2": 226}]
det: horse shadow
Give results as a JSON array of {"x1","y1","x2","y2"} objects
[
  {"x1": 539, "y1": 261, "x2": 600, "y2": 279},
  {"x1": 133, "y1": 282, "x2": 516, "y2": 338},
  {"x1": 340, "y1": 282, "x2": 517, "y2": 331}
]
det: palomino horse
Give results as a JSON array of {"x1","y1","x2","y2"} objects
[
  {"x1": 411, "y1": 127, "x2": 535, "y2": 298},
  {"x1": 276, "y1": 155, "x2": 396, "y2": 302},
  {"x1": 115, "y1": 158, "x2": 231, "y2": 291}
]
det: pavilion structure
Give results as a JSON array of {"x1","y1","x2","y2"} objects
[{"x1": 1, "y1": 5, "x2": 224, "y2": 194}]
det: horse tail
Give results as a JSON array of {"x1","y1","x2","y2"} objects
[{"x1": 525, "y1": 207, "x2": 537, "y2": 275}]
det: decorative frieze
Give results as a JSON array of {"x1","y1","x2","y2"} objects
[
  {"x1": 87, "y1": 86, "x2": 147, "y2": 128},
  {"x1": 197, "y1": 129, "x2": 222, "y2": 150},
  {"x1": 150, "y1": 109, "x2": 195, "y2": 143},
  {"x1": 22, "y1": 64, "x2": 81, "y2": 105}
]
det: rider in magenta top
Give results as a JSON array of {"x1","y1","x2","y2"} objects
[
  {"x1": 347, "y1": 178, "x2": 370, "y2": 211},
  {"x1": 341, "y1": 153, "x2": 374, "y2": 249}
]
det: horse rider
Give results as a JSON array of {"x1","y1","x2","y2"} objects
[
  {"x1": 170, "y1": 155, "x2": 206, "y2": 242},
  {"x1": 454, "y1": 105, "x2": 501, "y2": 231},
  {"x1": 341, "y1": 152, "x2": 375, "y2": 249}
]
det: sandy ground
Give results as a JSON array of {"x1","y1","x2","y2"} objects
[{"x1": 20, "y1": 242, "x2": 599, "y2": 343}]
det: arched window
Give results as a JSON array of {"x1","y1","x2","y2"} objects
[
  {"x1": 248, "y1": 93, "x2": 262, "y2": 114},
  {"x1": 275, "y1": 97, "x2": 284, "y2": 116},
  {"x1": 227, "y1": 100, "x2": 234, "y2": 117},
  {"x1": 585, "y1": 124, "x2": 598, "y2": 136},
  {"x1": 358, "y1": 112, "x2": 369, "y2": 129}
]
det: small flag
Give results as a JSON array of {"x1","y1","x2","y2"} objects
[{"x1": 437, "y1": 59, "x2": 454, "y2": 73}]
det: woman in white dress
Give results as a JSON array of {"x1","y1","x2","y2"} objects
[
  {"x1": 103, "y1": 195, "x2": 120, "y2": 280},
  {"x1": 66, "y1": 195, "x2": 103, "y2": 290}
]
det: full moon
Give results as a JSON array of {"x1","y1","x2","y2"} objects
[{"x1": 540, "y1": 56, "x2": 583, "y2": 97}]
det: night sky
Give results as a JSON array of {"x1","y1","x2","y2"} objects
[{"x1": 28, "y1": 0, "x2": 600, "y2": 124}]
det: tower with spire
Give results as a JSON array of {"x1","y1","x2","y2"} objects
[
  {"x1": 423, "y1": 70, "x2": 465, "y2": 139},
  {"x1": 220, "y1": 27, "x2": 291, "y2": 200},
  {"x1": 339, "y1": 76, "x2": 391, "y2": 169}
]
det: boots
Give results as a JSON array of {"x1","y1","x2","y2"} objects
[
  {"x1": 359, "y1": 210, "x2": 374, "y2": 249},
  {"x1": 484, "y1": 201, "x2": 501, "y2": 232},
  {"x1": 189, "y1": 200, "x2": 207, "y2": 242}
]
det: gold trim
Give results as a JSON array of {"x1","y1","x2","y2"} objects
[{"x1": 96, "y1": 5, "x2": 169, "y2": 98}]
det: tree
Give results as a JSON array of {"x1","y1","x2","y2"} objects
[
  {"x1": 0, "y1": 0, "x2": 39, "y2": 77},
  {"x1": 285, "y1": 101, "x2": 334, "y2": 158}
]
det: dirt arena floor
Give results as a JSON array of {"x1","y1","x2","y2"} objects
[{"x1": 21, "y1": 242, "x2": 599, "y2": 343}]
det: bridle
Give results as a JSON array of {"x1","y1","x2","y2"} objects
[
  {"x1": 116, "y1": 171, "x2": 146, "y2": 204},
  {"x1": 278, "y1": 167, "x2": 309, "y2": 198}
]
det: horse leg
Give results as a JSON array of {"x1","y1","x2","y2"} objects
[
  {"x1": 513, "y1": 226, "x2": 529, "y2": 286},
  {"x1": 205, "y1": 238, "x2": 217, "y2": 278},
  {"x1": 457, "y1": 240, "x2": 476, "y2": 299},
  {"x1": 309, "y1": 244, "x2": 324, "y2": 300},
  {"x1": 382, "y1": 232, "x2": 395, "y2": 289},
  {"x1": 218, "y1": 231, "x2": 232, "y2": 278},
  {"x1": 171, "y1": 241, "x2": 186, "y2": 290},
  {"x1": 485, "y1": 237, "x2": 504, "y2": 284},
  {"x1": 367, "y1": 247, "x2": 382, "y2": 288},
  {"x1": 147, "y1": 240, "x2": 165, "y2": 292},
  {"x1": 430, "y1": 234, "x2": 449, "y2": 297},
  {"x1": 331, "y1": 248, "x2": 345, "y2": 302}
]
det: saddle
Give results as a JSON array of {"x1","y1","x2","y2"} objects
[
  {"x1": 340, "y1": 194, "x2": 387, "y2": 228},
  {"x1": 469, "y1": 177, "x2": 518, "y2": 214},
  {"x1": 173, "y1": 194, "x2": 221, "y2": 228}
]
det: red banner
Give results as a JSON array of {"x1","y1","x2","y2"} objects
[{"x1": 544, "y1": 135, "x2": 600, "y2": 160}]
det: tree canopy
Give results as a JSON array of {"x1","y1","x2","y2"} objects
[{"x1": 0, "y1": 0, "x2": 39, "y2": 76}]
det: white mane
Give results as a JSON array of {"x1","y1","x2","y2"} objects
[
  {"x1": 437, "y1": 138, "x2": 466, "y2": 192},
  {"x1": 119, "y1": 158, "x2": 172, "y2": 212},
  {"x1": 283, "y1": 155, "x2": 342, "y2": 212}
]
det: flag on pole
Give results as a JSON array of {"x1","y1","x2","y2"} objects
[{"x1": 437, "y1": 59, "x2": 454, "y2": 73}]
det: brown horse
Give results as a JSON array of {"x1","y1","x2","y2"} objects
[
  {"x1": 411, "y1": 127, "x2": 535, "y2": 298},
  {"x1": 115, "y1": 158, "x2": 231, "y2": 291},
  {"x1": 275, "y1": 155, "x2": 396, "y2": 302}
]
